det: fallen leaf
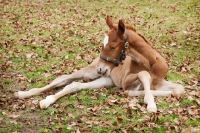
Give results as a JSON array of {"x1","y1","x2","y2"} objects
[
  {"x1": 170, "y1": 42, "x2": 176, "y2": 47},
  {"x1": 26, "y1": 53, "x2": 33, "y2": 59},
  {"x1": 8, "y1": 114, "x2": 20, "y2": 119},
  {"x1": 188, "y1": 108, "x2": 198, "y2": 115},
  {"x1": 129, "y1": 98, "x2": 138, "y2": 108}
]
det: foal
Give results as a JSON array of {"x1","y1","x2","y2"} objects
[
  {"x1": 96, "y1": 16, "x2": 184, "y2": 111},
  {"x1": 14, "y1": 17, "x2": 184, "y2": 113},
  {"x1": 98, "y1": 16, "x2": 168, "y2": 91}
]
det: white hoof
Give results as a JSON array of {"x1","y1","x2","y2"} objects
[
  {"x1": 124, "y1": 91, "x2": 129, "y2": 97},
  {"x1": 147, "y1": 107, "x2": 157, "y2": 113},
  {"x1": 172, "y1": 85, "x2": 184, "y2": 97},
  {"x1": 14, "y1": 91, "x2": 27, "y2": 99},
  {"x1": 39, "y1": 95, "x2": 56, "y2": 109},
  {"x1": 14, "y1": 92, "x2": 19, "y2": 99},
  {"x1": 39, "y1": 100, "x2": 47, "y2": 109},
  {"x1": 14, "y1": 89, "x2": 38, "y2": 99},
  {"x1": 147, "y1": 103, "x2": 157, "y2": 113}
]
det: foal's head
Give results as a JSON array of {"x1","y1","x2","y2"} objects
[{"x1": 97, "y1": 16, "x2": 129, "y2": 76}]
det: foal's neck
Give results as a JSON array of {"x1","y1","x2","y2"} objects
[{"x1": 125, "y1": 30, "x2": 153, "y2": 70}]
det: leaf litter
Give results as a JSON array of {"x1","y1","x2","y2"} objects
[{"x1": 0, "y1": 0, "x2": 199, "y2": 132}]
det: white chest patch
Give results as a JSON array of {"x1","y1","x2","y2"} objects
[{"x1": 103, "y1": 35, "x2": 109, "y2": 48}]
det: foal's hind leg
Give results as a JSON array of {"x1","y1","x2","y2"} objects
[
  {"x1": 157, "y1": 80, "x2": 184, "y2": 97},
  {"x1": 40, "y1": 77, "x2": 114, "y2": 109},
  {"x1": 14, "y1": 75, "x2": 72, "y2": 99},
  {"x1": 14, "y1": 58, "x2": 100, "y2": 99}
]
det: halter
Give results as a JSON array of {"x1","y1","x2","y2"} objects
[{"x1": 100, "y1": 29, "x2": 129, "y2": 66}]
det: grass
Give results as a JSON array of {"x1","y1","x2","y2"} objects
[{"x1": 0, "y1": 0, "x2": 199, "y2": 132}]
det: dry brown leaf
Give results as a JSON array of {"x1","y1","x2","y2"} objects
[
  {"x1": 188, "y1": 108, "x2": 199, "y2": 115},
  {"x1": 8, "y1": 114, "x2": 20, "y2": 119},
  {"x1": 68, "y1": 113, "x2": 75, "y2": 118},
  {"x1": 129, "y1": 98, "x2": 138, "y2": 108}
]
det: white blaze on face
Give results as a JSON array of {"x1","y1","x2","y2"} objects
[{"x1": 103, "y1": 35, "x2": 109, "y2": 48}]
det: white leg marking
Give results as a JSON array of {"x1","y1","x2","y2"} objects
[
  {"x1": 40, "y1": 77, "x2": 114, "y2": 109},
  {"x1": 15, "y1": 75, "x2": 70, "y2": 99},
  {"x1": 40, "y1": 95, "x2": 56, "y2": 109},
  {"x1": 14, "y1": 57, "x2": 100, "y2": 99},
  {"x1": 157, "y1": 80, "x2": 184, "y2": 97},
  {"x1": 137, "y1": 71, "x2": 157, "y2": 113},
  {"x1": 127, "y1": 90, "x2": 173, "y2": 97}
]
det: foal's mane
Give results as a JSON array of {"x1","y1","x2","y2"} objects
[
  {"x1": 125, "y1": 24, "x2": 153, "y2": 47},
  {"x1": 125, "y1": 24, "x2": 136, "y2": 32},
  {"x1": 113, "y1": 23, "x2": 153, "y2": 47}
]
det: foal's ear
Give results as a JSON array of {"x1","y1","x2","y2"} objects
[
  {"x1": 118, "y1": 20, "x2": 125, "y2": 36},
  {"x1": 106, "y1": 16, "x2": 114, "y2": 29}
]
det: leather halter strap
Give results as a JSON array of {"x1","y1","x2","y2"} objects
[{"x1": 100, "y1": 29, "x2": 129, "y2": 66}]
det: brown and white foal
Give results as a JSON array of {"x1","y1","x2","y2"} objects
[
  {"x1": 97, "y1": 16, "x2": 184, "y2": 112},
  {"x1": 14, "y1": 17, "x2": 184, "y2": 113}
]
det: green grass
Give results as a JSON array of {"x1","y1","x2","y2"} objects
[{"x1": 0, "y1": 0, "x2": 199, "y2": 132}]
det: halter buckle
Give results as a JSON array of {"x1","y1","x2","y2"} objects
[{"x1": 125, "y1": 42, "x2": 129, "y2": 48}]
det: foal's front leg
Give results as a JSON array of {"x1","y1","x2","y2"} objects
[
  {"x1": 14, "y1": 58, "x2": 100, "y2": 99},
  {"x1": 40, "y1": 77, "x2": 114, "y2": 109},
  {"x1": 137, "y1": 71, "x2": 157, "y2": 113}
]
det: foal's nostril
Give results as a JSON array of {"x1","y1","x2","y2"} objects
[
  {"x1": 97, "y1": 68, "x2": 102, "y2": 75},
  {"x1": 105, "y1": 69, "x2": 108, "y2": 73},
  {"x1": 97, "y1": 68, "x2": 108, "y2": 76},
  {"x1": 103, "y1": 69, "x2": 107, "y2": 75}
]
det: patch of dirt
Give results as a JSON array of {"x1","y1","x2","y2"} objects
[
  {"x1": 0, "y1": 111, "x2": 46, "y2": 133},
  {"x1": 0, "y1": 71, "x2": 27, "y2": 92},
  {"x1": 0, "y1": 71, "x2": 47, "y2": 133}
]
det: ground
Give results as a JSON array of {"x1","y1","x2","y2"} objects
[{"x1": 0, "y1": 0, "x2": 199, "y2": 132}]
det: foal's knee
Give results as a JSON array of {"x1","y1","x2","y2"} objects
[{"x1": 138, "y1": 71, "x2": 151, "y2": 81}]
